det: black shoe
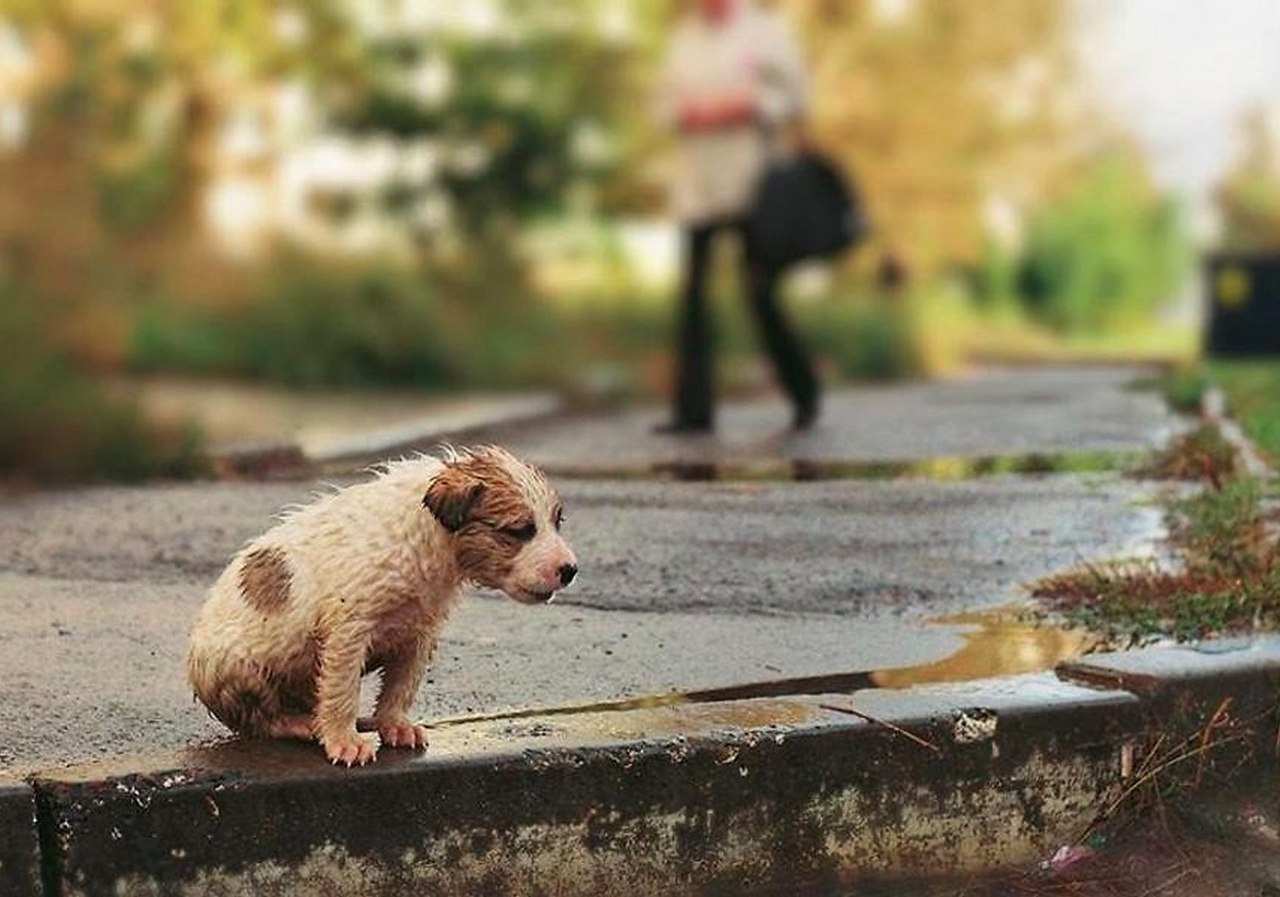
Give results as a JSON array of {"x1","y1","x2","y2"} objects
[
  {"x1": 791, "y1": 393, "x2": 819, "y2": 431},
  {"x1": 652, "y1": 419, "x2": 713, "y2": 435}
]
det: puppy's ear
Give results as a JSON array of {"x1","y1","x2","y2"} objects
[{"x1": 423, "y1": 469, "x2": 486, "y2": 532}]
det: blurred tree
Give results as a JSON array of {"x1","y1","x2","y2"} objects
[
  {"x1": 782, "y1": 0, "x2": 1094, "y2": 273},
  {"x1": 332, "y1": 3, "x2": 655, "y2": 247},
  {"x1": 1011, "y1": 147, "x2": 1186, "y2": 333},
  {"x1": 0, "y1": 0, "x2": 361, "y2": 360},
  {"x1": 1216, "y1": 106, "x2": 1280, "y2": 252},
  {"x1": 0, "y1": 0, "x2": 1187, "y2": 380},
  {"x1": 0, "y1": 0, "x2": 653, "y2": 354}
]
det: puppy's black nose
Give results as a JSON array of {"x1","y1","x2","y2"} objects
[{"x1": 558, "y1": 563, "x2": 578, "y2": 587}]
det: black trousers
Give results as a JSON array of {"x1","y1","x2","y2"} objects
[{"x1": 672, "y1": 217, "x2": 818, "y2": 427}]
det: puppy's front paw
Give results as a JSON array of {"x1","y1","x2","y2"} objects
[
  {"x1": 376, "y1": 717, "x2": 429, "y2": 750},
  {"x1": 323, "y1": 731, "x2": 380, "y2": 767}
]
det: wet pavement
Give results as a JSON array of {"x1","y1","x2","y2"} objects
[
  {"x1": 455, "y1": 365, "x2": 1173, "y2": 474},
  {"x1": 0, "y1": 366, "x2": 1177, "y2": 773}
]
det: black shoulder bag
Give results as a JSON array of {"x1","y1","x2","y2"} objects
[{"x1": 746, "y1": 149, "x2": 868, "y2": 270}]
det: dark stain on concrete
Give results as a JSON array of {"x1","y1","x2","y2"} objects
[{"x1": 0, "y1": 780, "x2": 40, "y2": 897}]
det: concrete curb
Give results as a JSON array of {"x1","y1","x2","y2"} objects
[
  {"x1": 14, "y1": 637, "x2": 1280, "y2": 897},
  {"x1": 211, "y1": 394, "x2": 564, "y2": 480},
  {"x1": 0, "y1": 779, "x2": 40, "y2": 896}
]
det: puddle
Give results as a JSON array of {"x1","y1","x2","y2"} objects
[
  {"x1": 551, "y1": 451, "x2": 1144, "y2": 483},
  {"x1": 869, "y1": 609, "x2": 1102, "y2": 688},
  {"x1": 428, "y1": 608, "x2": 1099, "y2": 731}
]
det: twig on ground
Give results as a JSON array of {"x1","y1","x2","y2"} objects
[
  {"x1": 1193, "y1": 696, "x2": 1233, "y2": 789},
  {"x1": 818, "y1": 701, "x2": 943, "y2": 755},
  {"x1": 1135, "y1": 863, "x2": 1194, "y2": 897}
]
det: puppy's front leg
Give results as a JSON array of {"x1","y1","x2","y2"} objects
[
  {"x1": 315, "y1": 618, "x2": 380, "y2": 766},
  {"x1": 372, "y1": 636, "x2": 432, "y2": 750}
]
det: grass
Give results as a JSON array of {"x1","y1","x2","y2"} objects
[
  {"x1": 1038, "y1": 358, "x2": 1280, "y2": 640},
  {"x1": 801, "y1": 294, "x2": 922, "y2": 381},
  {"x1": 1157, "y1": 365, "x2": 1211, "y2": 415},
  {"x1": 1156, "y1": 360, "x2": 1280, "y2": 463},
  {"x1": 1034, "y1": 469, "x2": 1279, "y2": 640},
  {"x1": 1139, "y1": 423, "x2": 1239, "y2": 483},
  {"x1": 130, "y1": 262, "x2": 459, "y2": 388},
  {"x1": 122, "y1": 248, "x2": 1201, "y2": 400},
  {"x1": 1206, "y1": 360, "x2": 1280, "y2": 464}
]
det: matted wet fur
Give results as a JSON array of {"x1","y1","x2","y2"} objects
[{"x1": 187, "y1": 446, "x2": 577, "y2": 766}]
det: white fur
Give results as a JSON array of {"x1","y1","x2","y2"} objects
[{"x1": 187, "y1": 448, "x2": 574, "y2": 766}]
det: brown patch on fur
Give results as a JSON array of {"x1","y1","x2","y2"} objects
[
  {"x1": 453, "y1": 526, "x2": 524, "y2": 587},
  {"x1": 239, "y1": 546, "x2": 293, "y2": 614},
  {"x1": 431, "y1": 451, "x2": 549, "y2": 587},
  {"x1": 423, "y1": 467, "x2": 486, "y2": 532}
]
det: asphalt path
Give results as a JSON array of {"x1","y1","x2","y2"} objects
[{"x1": 0, "y1": 367, "x2": 1175, "y2": 772}]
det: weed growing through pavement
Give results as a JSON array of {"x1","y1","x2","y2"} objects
[
  {"x1": 1203, "y1": 361, "x2": 1280, "y2": 465},
  {"x1": 941, "y1": 413, "x2": 1280, "y2": 895},
  {"x1": 1138, "y1": 424, "x2": 1239, "y2": 484},
  {"x1": 1097, "y1": 698, "x2": 1261, "y2": 825},
  {"x1": 1034, "y1": 425, "x2": 1279, "y2": 640}
]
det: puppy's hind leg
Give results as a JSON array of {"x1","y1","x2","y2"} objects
[{"x1": 265, "y1": 715, "x2": 315, "y2": 741}]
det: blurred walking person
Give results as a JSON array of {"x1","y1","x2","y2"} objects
[{"x1": 654, "y1": 0, "x2": 819, "y2": 432}]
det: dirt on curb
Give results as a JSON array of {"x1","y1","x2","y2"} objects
[{"x1": 858, "y1": 769, "x2": 1280, "y2": 897}]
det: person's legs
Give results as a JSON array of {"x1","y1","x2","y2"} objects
[
  {"x1": 664, "y1": 220, "x2": 719, "y2": 431},
  {"x1": 740, "y1": 227, "x2": 820, "y2": 429}
]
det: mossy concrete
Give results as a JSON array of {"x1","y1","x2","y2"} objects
[
  {"x1": 9, "y1": 639, "x2": 1280, "y2": 896},
  {"x1": 31, "y1": 676, "x2": 1141, "y2": 897}
]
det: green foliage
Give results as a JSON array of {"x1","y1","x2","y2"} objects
[
  {"x1": 1146, "y1": 359, "x2": 1280, "y2": 469},
  {"x1": 1038, "y1": 471, "x2": 1279, "y2": 640},
  {"x1": 97, "y1": 147, "x2": 181, "y2": 232},
  {"x1": 131, "y1": 263, "x2": 457, "y2": 387},
  {"x1": 126, "y1": 256, "x2": 930, "y2": 394},
  {"x1": 1173, "y1": 478, "x2": 1265, "y2": 578},
  {"x1": 0, "y1": 283, "x2": 205, "y2": 483},
  {"x1": 801, "y1": 297, "x2": 922, "y2": 382},
  {"x1": 974, "y1": 239, "x2": 1021, "y2": 316},
  {"x1": 1161, "y1": 366, "x2": 1211, "y2": 414},
  {"x1": 323, "y1": 3, "x2": 651, "y2": 244},
  {"x1": 1167, "y1": 590, "x2": 1247, "y2": 640},
  {"x1": 1001, "y1": 153, "x2": 1188, "y2": 334},
  {"x1": 1208, "y1": 360, "x2": 1280, "y2": 464}
]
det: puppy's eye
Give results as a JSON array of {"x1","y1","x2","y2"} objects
[
  {"x1": 502, "y1": 522, "x2": 537, "y2": 542},
  {"x1": 553, "y1": 507, "x2": 565, "y2": 530}
]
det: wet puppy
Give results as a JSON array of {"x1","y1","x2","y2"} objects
[{"x1": 187, "y1": 446, "x2": 577, "y2": 766}]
